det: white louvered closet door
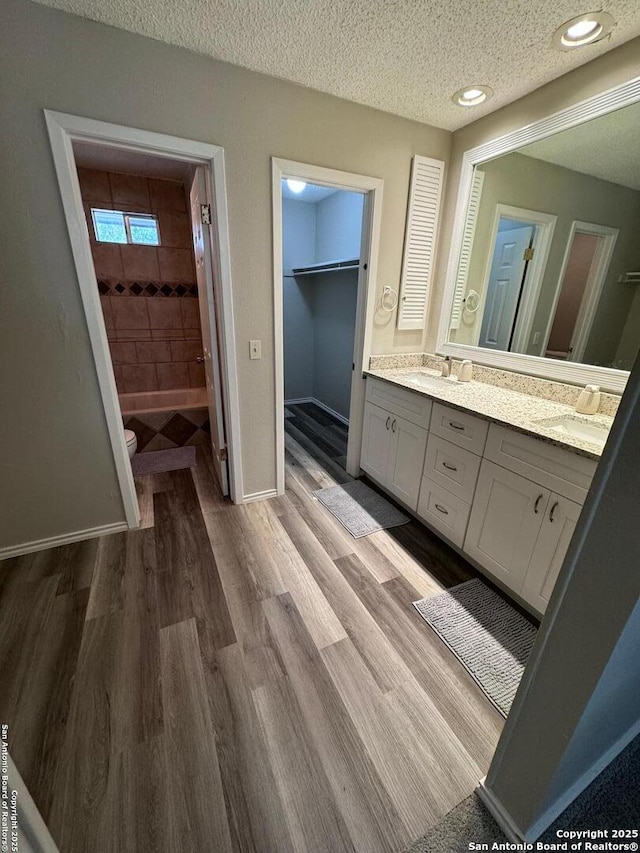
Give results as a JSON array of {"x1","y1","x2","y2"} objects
[
  {"x1": 397, "y1": 155, "x2": 445, "y2": 331},
  {"x1": 449, "y1": 169, "x2": 484, "y2": 330}
]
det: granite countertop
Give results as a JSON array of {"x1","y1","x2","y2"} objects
[{"x1": 365, "y1": 367, "x2": 614, "y2": 460}]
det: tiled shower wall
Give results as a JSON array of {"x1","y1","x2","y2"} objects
[{"x1": 77, "y1": 167, "x2": 205, "y2": 393}]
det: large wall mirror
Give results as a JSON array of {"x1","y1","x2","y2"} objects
[{"x1": 438, "y1": 80, "x2": 640, "y2": 392}]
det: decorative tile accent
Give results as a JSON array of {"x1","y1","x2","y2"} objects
[
  {"x1": 97, "y1": 279, "x2": 197, "y2": 297},
  {"x1": 124, "y1": 408, "x2": 210, "y2": 452}
]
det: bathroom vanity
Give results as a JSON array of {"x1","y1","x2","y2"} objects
[{"x1": 360, "y1": 369, "x2": 612, "y2": 616}]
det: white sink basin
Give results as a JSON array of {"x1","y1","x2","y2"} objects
[
  {"x1": 403, "y1": 372, "x2": 461, "y2": 390},
  {"x1": 537, "y1": 416, "x2": 609, "y2": 448}
]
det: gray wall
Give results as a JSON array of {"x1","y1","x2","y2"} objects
[
  {"x1": 449, "y1": 152, "x2": 640, "y2": 368},
  {"x1": 540, "y1": 598, "x2": 640, "y2": 813},
  {"x1": 0, "y1": 0, "x2": 449, "y2": 548},
  {"x1": 315, "y1": 191, "x2": 365, "y2": 262},
  {"x1": 283, "y1": 199, "x2": 315, "y2": 400},
  {"x1": 311, "y1": 270, "x2": 358, "y2": 419}
]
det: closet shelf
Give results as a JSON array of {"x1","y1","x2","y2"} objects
[{"x1": 291, "y1": 258, "x2": 359, "y2": 276}]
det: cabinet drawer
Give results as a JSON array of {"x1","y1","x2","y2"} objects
[
  {"x1": 484, "y1": 424, "x2": 597, "y2": 504},
  {"x1": 366, "y1": 377, "x2": 432, "y2": 429},
  {"x1": 429, "y1": 402, "x2": 489, "y2": 456},
  {"x1": 423, "y1": 434, "x2": 481, "y2": 504},
  {"x1": 417, "y1": 477, "x2": 471, "y2": 548}
]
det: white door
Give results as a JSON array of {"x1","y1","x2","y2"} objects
[
  {"x1": 385, "y1": 415, "x2": 428, "y2": 510},
  {"x1": 360, "y1": 402, "x2": 392, "y2": 483},
  {"x1": 465, "y1": 460, "x2": 549, "y2": 592},
  {"x1": 522, "y1": 493, "x2": 581, "y2": 613},
  {"x1": 479, "y1": 226, "x2": 533, "y2": 351},
  {"x1": 190, "y1": 167, "x2": 229, "y2": 495}
]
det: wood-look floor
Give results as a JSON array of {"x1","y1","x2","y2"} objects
[{"x1": 0, "y1": 402, "x2": 503, "y2": 852}]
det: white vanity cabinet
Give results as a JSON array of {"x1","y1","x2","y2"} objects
[
  {"x1": 361, "y1": 380, "x2": 432, "y2": 510},
  {"x1": 520, "y1": 493, "x2": 583, "y2": 613},
  {"x1": 465, "y1": 425, "x2": 596, "y2": 613},
  {"x1": 361, "y1": 376, "x2": 599, "y2": 616}
]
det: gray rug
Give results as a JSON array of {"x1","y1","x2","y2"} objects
[
  {"x1": 313, "y1": 480, "x2": 410, "y2": 538},
  {"x1": 131, "y1": 446, "x2": 197, "y2": 478},
  {"x1": 413, "y1": 578, "x2": 537, "y2": 716}
]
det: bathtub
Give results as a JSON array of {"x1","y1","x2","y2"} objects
[
  {"x1": 119, "y1": 387, "x2": 208, "y2": 416},
  {"x1": 120, "y1": 387, "x2": 210, "y2": 452}
]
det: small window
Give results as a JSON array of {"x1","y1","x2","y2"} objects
[{"x1": 91, "y1": 208, "x2": 160, "y2": 246}]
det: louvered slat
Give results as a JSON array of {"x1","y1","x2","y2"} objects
[
  {"x1": 449, "y1": 169, "x2": 485, "y2": 330},
  {"x1": 397, "y1": 155, "x2": 445, "y2": 330}
]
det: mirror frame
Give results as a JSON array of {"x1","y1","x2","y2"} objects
[{"x1": 437, "y1": 75, "x2": 640, "y2": 394}]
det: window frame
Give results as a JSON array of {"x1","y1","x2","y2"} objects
[{"x1": 90, "y1": 207, "x2": 161, "y2": 246}]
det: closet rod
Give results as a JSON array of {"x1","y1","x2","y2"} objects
[{"x1": 292, "y1": 258, "x2": 359, "y2": 276}]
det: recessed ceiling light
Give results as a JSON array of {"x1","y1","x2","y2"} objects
[
  {"x1": 552, "y1": 11, "x2": 615, "y2": 50},
  {"x1": 452, "y1": 85, "x2": 493, "y2": 107},
  {"x1": 286, "y1": 179, "x2": 306, "y2": 194}
]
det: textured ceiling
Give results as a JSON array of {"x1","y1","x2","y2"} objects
[
  {"x1": 281, "y1": 181, "x2": 339, "y2": 203},
  {"x1": 33, "y1": 0, "x2": 640, "y2": 130},
  {"x1": 521, "y1": 101, "x2": 640, "y2": 191}
]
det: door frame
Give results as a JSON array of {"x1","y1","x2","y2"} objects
[
  {"x1": 541, "y1": 220, "x2": 619, "y2": 363},
  {"x1": 474, "y1": 204, "x2": 557, "y2": 351},
  {"x1": 271, "y1": 158, "x2": 384, "y2": 493},
  {"x1": 45, "y1": 110, "x2": 244, "y2": 520}
]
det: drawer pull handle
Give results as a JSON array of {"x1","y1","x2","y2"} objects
[
  {"x1": 442, "y1": 461, "x2": 458, "y2": 472},
  {"x1": 449, "y1": 421, "x2": 465, "y2": 431},
  {"x1": 385, "y1": 416, "x2": 390, "y2": 430},
  {"x1": 534, "y1": 493, "x2": 543, "y2": 514},
  {"x1": 434, "y1": 503, "x2": 449, "y2": 515},
  {"x1": 549, "y1": 501, "x2": 559, "y2": 523},
  {"x1": 391, "y1": 419, "x2": 397, "y2": 433}
]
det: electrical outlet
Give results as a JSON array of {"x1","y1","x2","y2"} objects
[
  {"x1": 250, "y1": 340, "x2": 261, "y2": 360},
  {"x1": 532, "y1": 331, "x2": 541, "y2": 345}
]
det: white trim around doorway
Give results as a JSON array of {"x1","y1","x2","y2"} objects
[
  {"x1": 44, "y1": 111, "x2": 244, "y2": 526},
  {"x1": 271, "y1": 158, "x2": 384, "y2": 495}
]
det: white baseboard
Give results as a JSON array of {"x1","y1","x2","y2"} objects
[
  {"x1": 285, "y1": 396, "x2": 350, "y2": 426},
  {"x1": 241, "y1": 488, "x2": 280, "y2": 504},
  {"x1": 0, "y1": 521, "x2": 130, "y2": 561},
  {"x1": 476, "y1": 778, "x2": 525, "y2": 842}
]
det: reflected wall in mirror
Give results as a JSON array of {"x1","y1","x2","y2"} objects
[{"x1": 448, "y1": 101, "x2": 640, "y2": 371}]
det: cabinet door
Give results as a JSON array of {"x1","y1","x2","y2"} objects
[
  {"x1": 360, "y1": 402, "x2": 392, "y2": 483},
  {"x1": 386, "y1": 415, "x2": 428, "y2": 509},
  {"x1": 522, "y1": 493, "x2": 582, "y2": 614},
  {"x1": 464, "y1": 460, "x2": 549, "y2": 592}
]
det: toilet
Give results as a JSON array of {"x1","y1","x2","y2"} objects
[{"x1": 125, "y1": 429, "x2": 137, "y2": 459}]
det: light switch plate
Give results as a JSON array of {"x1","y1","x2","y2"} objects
[{"x1": 250, "y1": 340, "x2": 261, "y2": 360}]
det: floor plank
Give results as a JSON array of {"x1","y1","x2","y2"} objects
[{"x1": 0, "y1": 403, "x2": 503, "y2": 852}]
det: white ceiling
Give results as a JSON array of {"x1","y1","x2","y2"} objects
[
  {"x1": 520, "y1": 101, "x2": 640, "y2": 191},
  {"x1": 34, "y1": 0, "x2": 640, "y2": 131},
  {"x1": 281, "y1": 181, "x2": 339, "y2": 203},
  {"x1": 72, "y1": 140, "x2": 193, "y2": 182}
]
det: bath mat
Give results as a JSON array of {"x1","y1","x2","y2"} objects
[
  {"x1": 131, "y1": 446, "x2": 197, "y2": 478},
  {"x1": 313, "y1": 480, "x2": 410, "y2": 538},
  {"x1": 413, "y1": 578, "x2": 537, "y2": 716}
]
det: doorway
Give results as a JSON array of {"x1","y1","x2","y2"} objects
[
  {"x1": 281, "y1": 180, "x2": 365, "y2": 472},
  {"x1": 475, "y1": 205, "x2": 557, "y2": 353},
  {"x1": 45, "y1": 112, "x2": 243, "y2": 518},
  {"x1": 543, "y1": 221, "x2": 619, "y2": 362},
  {"x1": 272, "y1": 159, "x2": 384, "y2": 494}
]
